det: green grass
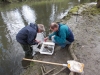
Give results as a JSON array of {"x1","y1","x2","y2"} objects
[
  {"x1": 69, "y1": 6, "x2": 79, "y2": 14},
  {"x1": 82, "y1": 5, "x2": 100, "y2": 16}
]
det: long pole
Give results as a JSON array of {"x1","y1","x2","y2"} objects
[{"x1": 23, "y1": 58, "x2": 68, "y2": 67}]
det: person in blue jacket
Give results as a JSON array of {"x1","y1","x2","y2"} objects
[
  {"x1": 16, "y1": 23, "x2": 45, "y2": 57},
  {"x1": 44, "y1": 22, "x2": 74, "y2": 48}
]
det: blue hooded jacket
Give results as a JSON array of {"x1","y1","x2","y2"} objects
[
  {"x1": 49, "y1": 23, "x2": 74, "y2": 44},
  {"x1": 16, "y1": 23, "x2": 38, "y2": 45}
]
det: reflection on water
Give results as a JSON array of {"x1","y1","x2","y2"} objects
[
  {"x1": 57, "y1": 5, "x2": 73, "y2": 19},
  {"x1": 50, "y1": 4, "x2": 55, "y2": 23},
  {"x1": 1, "y1": 10, "x2": 25, "y2": 40},
  {"x1": 78, "y1": 0, "x2": 81, "y2": 3},
  {"x1": 1, "y1": 9, "x2": 25, "y2": 75},
  {"x1": 22, "y1": 5, "x2": 36, "y2": 24},
  {"x1": 0, "y1": 0, "x2": 95, "y2": 75}
]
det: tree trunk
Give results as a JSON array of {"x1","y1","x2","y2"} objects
[{"x1": 97, "y1": 0, "x2": 100, "y2": 8}]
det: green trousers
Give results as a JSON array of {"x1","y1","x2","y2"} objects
[{"x1": 21, "y1": 44, "x2": 33, "y2": 56}]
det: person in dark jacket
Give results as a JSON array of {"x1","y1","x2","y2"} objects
[
  {"x1": 16, "y1": 23, "x2": 45, "y2": 57},
  {"x1": 44, "y1": 22, "x2": 74, "y2": 48}
]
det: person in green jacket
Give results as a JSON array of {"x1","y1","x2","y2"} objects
[{"x1": 44, "y1": 22, "x2": 74, "y2": 48}]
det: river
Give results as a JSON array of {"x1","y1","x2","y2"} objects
[{"x1": 0, "y1": 0, "x2": 94, "y2": 75}]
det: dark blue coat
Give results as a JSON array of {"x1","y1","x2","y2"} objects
[{"x1": 16, "y1": 23, "x2": 38, "y2": 45}]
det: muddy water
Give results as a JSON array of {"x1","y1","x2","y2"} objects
[{"x1": 0, "y1": 0, "x2": 94, "y2": 75}]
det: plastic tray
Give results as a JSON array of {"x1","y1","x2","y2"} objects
[{"x1": 39, "y1": 42, "x2": 55, "y2": 55}]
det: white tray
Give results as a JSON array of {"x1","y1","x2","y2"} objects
[{"x1": 39, "y1": 42, "x2": 55, "y2": 55}]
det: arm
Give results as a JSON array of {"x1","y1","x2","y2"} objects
[
  {"x1": 48, "y1": 32, "x2": 57, "y2": 40},
  {"x1": 44, "y1": 32, "x2": 57, "y2": 42},
  {"x1": 27, "y1": 31, "x2": 38, "y2": 45}
]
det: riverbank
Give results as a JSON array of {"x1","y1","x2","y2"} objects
[
  {"x1": 64, "y1": 2, "x2": 100, "y2": 75},
  {"x1": 21, "y1": 2, "x2": 100, "y2": 75}
]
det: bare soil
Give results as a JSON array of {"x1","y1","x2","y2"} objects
[
  {"x1": 64, "y1": 3, "x2": 100, "y2": 75},
  {"x1": 21, "y1": 45, "x2": 72, "y2": 75}
]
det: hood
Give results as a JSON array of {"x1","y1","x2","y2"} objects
[{"x1": 30, "y1": 23, "x2": 38, "y2": 31}]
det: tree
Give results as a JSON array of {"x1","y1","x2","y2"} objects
[{"x1": 97, "y1": 0, "x2": 100, "y2": 8}]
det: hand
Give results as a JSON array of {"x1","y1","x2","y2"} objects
[
  {"x1": 44, "y1": 37, "x2": 48, "y2": 42},
  {"x1": 35, "y1": 40, "x2": 41, "y2": 43},
  {"x1": 51, "y1": 35, "x2": 55, "y2": 39},
  {"x1": 51, "y1": 35, "x2": 55, "y2": 42}
]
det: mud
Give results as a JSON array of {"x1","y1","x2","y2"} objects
[
  {"x1": 65, "y1": 3, "x2": 100, "y2": 75},
  {"x1": 21, "y1": 45, "x2": 72, "y2": 75}
]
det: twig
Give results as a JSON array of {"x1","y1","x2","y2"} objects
[
  {"x1": 42, "y1": 65, "x2": 46, "y2": 73},
  {"x1": 52, "y1": 67, "x2": 67, "y2": 75},
  {"x1": 41, "y1": 67, "x2": 45, "y2": 75},
  {"x1": 45, "y1": 68, "x2": 55, "y2": 75}
]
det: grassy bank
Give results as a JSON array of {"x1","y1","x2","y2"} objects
[{"x1": 63, "y1": 3, "x2": 100, "y2": 20}]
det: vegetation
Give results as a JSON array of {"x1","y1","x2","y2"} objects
[
  {"x1": 62, "y1": 2, "x2": 100, "y2": 21},
  {"x1": 82, "y1": 4, "x2": 100, "y2": 16},
  {"x1": 0, "y1": 0, "x2": 65, "y2": 3},
  {"x1": 62, "y1": 5, "x2": 80, "y2": 20},
  {"x1": 69, "y1": 6, "x2": 80, "y2": 14},
  {"x1": 68, "y1": 2, "x2": 100, "y2": 16}
]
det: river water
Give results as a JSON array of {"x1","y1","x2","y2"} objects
[{"x1": 0, "y1": 0, "x2": 94, "y2": 75}]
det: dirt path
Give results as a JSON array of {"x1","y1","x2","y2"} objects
[{"x1": 64, "y1": 3, "x2": 100, "y2": 75}]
